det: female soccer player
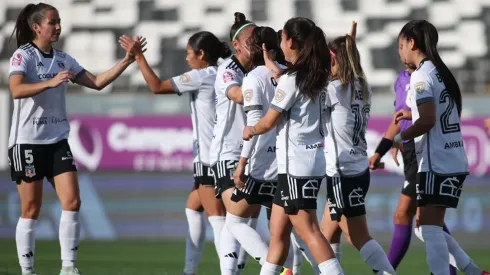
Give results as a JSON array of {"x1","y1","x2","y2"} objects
[
  {"x1": 243, "y1": 17, "x2": 343, "y2": 275},
  {"x1": 319, "y1": 34, "x2": 396, "y2": 274},
  {"x1": 210, "y1": 12, "x2": 256, "y2": 275},
  {"x1": 119, "y1": 31, "x2": 231, "y2": 275},
  {"x1": 394, "y1": 19, "x2": 488, "y2": 275},
  {"x1": 8, "y1": 3, "x2": 139, "y2": 275},
  {"x1": 369, "y1": 61, "x2": 457, "y2": 274}
]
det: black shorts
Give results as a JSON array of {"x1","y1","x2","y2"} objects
[
  {"x1": 231, "y1": 176, "x2": 277, "y2": 208},
  {"x1": 273, "y1": 174, "x2": 322, "y2": 215},
  {"x1": 416, "y1": 172, "x2": 466, "y2": 208},
  {"x1": 401, "y1": 140, "x2": 418, "y2": 197},
  {"x1": 326, "y1": 169, "x2": 370, "y2": 221},
  {"x1": 8, "y1": 139, "x2": 77, "y2": 184},
  {"x1": 212, "y1": 160, "x2": 238, "y2": 198},
  {"x1": 193, "y1": 162, "x2": 215, "y2": 189}
]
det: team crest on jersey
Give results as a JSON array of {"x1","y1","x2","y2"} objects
[
  {"x1": 244, "y1": 89, "x2": 253, "y2": 102},
  {"x1": 57, "y1": 61, "x2": 65, "y2": 69},
  {"x1": 12, "y1": 53, "x2": 22, "y2": 66},
  {"x1": 223, "y1": 71, "x2": 234, "y2": 83},
  {"x1": 180, "y1": 73, "x2": 191, "y2": 83},
  {"x1": 25, "y1": 165, "x2": 36, "y2": 178},
  {"x1": 274, "y1": 89, "x2": 286, "y2": 102},
  {"x1": 414, "y1": 82, "x2": 425, "y2": 93}
]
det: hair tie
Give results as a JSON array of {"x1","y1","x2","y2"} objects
[
  {"x1": 232, "y1": 23, "x2": 255, "y2": 41},
  {"x1": 329, "y1": 49, "x2": 336, "y2": 57}
]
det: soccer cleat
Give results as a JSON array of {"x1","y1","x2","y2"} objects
[
  {"x1": 482, "y1": 271, "x2": 490, "y2": 275},
  {"x1": 59, "y1": 267, "x2": 81, "y2": 275},
  {"x1": 280, "y1": 267, "x2": 293, "y2": 275}
]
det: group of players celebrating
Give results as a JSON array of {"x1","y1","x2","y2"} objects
[{"x1": 7, "y1": 2, "x2": 489, "y2": 275}]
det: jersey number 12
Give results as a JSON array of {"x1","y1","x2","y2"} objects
[{"x1": 351, "y1": 104, "x2": 370, "y2": 146}]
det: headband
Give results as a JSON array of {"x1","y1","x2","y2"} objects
[{"x1": 232, "y1": 23, "x2": 255, "y2": 41}]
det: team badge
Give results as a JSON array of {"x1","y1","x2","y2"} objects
[
  {"x1": 179, "y1": 73, "x2": 191, "y2": 83},
  {"x1": 274, "y1": 89, "x2": 286, "y2": 102},
  {"x1": 244, "y1": 89, "x2": 253, "y2": 102},
  {"x1": 25, "y1": 165, "x2": 36, "y2": 178},
  {"x1": 223, "y1": 71, "x2": 234, "y2": 83},
  {"x1": 414, "y1": 82, "x2": 425, "y2": 93},
  {"x1": 12, "y1": 53, "x2": 22, "y2": 66}
]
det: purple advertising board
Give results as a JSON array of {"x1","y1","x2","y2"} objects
[{"x1": 68, "y1": 116, "x2": 490, "y2": 176}]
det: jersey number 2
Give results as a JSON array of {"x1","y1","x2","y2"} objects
[
  {"x1": 351, "y1": 104, "x2": 370, "y2": 146},
  {"x1": 439, "y1": 89, "x2": 460, "y2": 134}
]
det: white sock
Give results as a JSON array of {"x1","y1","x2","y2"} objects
[
  {"x1": 220, "y1": 220, "x2": 240, "y2": 274},
  {"x1": 208, "y1": 216, "x2": 225, "y2": 255},
  {"x1": 225, "y1": 213, "x2": 266, "y2": 267},
  {"x1": 59, "y1": 211, "x2": 80, "y2": 268},
  {"x1": 443, "y1": 232, "x2": 482, "y2": 274},
  {"x1": 331, "y1": 243, "x2": 342, "y2": 261},
  {"x1": 235, "y1": 217, "x2": 258, "y2": 274},
  {"x1": 420, "y1": 225, "x2": 449, "y2": 275},
  {"x1": 16, "y1": 218, "x2": 37, "y2": 274},
  {"x1": 359, "y1": 239, "x2": 396, "y2": 274},
  {"x1": 291, "y1": 230, "x2": 320, "y2": 274},
  {"x1": 260, "y1": 261, "x2": 283, "y2": 275},
  {"x1": 318, "y1": 258, "x2": 344, "y2": 275},
  {"x1": 184, "y1": 208, "x2": 206, "y2": 274},
  {"x1": 292, "y1": 236, "x2": 302, "y2": 274}
]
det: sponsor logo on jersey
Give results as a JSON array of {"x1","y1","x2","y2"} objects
[
  {"x1": 445, "y1": 140, "x2": 464, "y2": 149},
  {"x1": 38, "y1": 73, "x2": 58, "y2": 79},
  {"x1": 12, "y1": 53, "x2": 22, "y2": 66},
  {"x1": 179, "y1": 73, "x2": 191, "y2": 83},
  {"x1": 223, "y1": 71, "x2": 234, "y2": 83},
  {"x1": 37, "y1": 62, "x2": 44, "y2": 67},
  {"x1": 305, "y1": 143, "x2": 323, "y2": 150},
  {"x1": 243, "y1": 89, "x2": 253, "y2": 102}
]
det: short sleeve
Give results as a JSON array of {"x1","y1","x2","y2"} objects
[
  {"x1": 64, "y1": 53, "x2": 85, "y2": 78},
  {"x1": 270, "y1": 74, "x2": 298, "y2": 113},
  {"x1": 170, "y1": 69, "x2": 202, "y2": 96},
  {"x1": 219, "y1": 68, "x2": 241, "y2": 99},
  {"x1": 325, "y1": 83, "x2": 339, "y2": 107},
  {"x1": 9, "y1": 49, "x2": 31, "y2": 77},
  {"x1": 242, "y1": 75, "x2": 264, "y2": 112},
  {"x1": 411, "y1": 71, "x2": 433, "y2": 106}
]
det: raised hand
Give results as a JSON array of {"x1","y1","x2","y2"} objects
[
  {"x1": 394, "y1": 110, "x2": 412, "y2": 123},
  {"x1": 119, "y1": 35, "x2": 148, "y2": 62},
  {"x1": 349, "y1": 20, "x2": 357, "y2": 39},
  {"x1": 48, "y1": 70, "x2": 73, "y2": 88}
]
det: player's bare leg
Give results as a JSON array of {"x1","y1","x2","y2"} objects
[{"x1": 52, "y1": 171, "x2": 82, "y2": 275}]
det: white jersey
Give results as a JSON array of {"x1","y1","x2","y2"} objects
[
  {"x1": 408, "y1": 60, "x2": 469, "y2": 175},
  {"x1": 324, "y1": 80, "x2": 371, "y2": 177},
  {"x1": 270, "y1": 74, "x2": 326, "y2": 178},
  {"x1": 241, "y1": 65, "x2": 278, "y2": 181},
  {"x1": 171, "y1": 67, "x2": 216, "y2": 165},
  {"x1": 210, "y1": 56, "x2": 247, "y2": 165},
  {"x1": 8, "y1": 43, "x2": 85, "y2": 148}
]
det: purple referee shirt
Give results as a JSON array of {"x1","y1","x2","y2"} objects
[{"x1": 394, "y1": 70, "x2": 412, "y2": 137}]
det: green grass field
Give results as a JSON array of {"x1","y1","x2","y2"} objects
[{"x1": 0, "y1": 240, "x2": 488, "y2": 274}]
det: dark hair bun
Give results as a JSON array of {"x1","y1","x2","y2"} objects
[
  {"x1": 234, "y1": 12, "x2": 246, "y2": 24},
  {"x1": 219, "y1": 41, "x2": 232, "y2": 58}
]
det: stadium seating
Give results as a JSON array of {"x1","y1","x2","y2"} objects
[{"x1": 0, "y1": 0, "x2": 489, "y2": 93}]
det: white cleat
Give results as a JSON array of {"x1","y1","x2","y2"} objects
[{"x1": 59, "y1": 267, "x2": 81, "y2": 275}]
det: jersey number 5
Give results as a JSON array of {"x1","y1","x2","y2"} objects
[
  {"x1": 439, "y1": 89, "x2": 460, "y2": 134},
  {"x1": 351, "y1": 104, "x2": 370, "y2": 146}
]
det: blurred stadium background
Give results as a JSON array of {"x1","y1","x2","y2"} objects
[{"x1": 0, "y1": 0, "x2": 489, "y2": 274}]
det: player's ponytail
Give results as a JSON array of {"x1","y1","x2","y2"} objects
[
  {"x1": 10, "y1": 3, "x2": 57, "y2": 48},
  {"x1": 229, "y1": 12, "x2": 255, "y2": 41},
  {"x1": 399, "y1": 20, "x2": 462, "y2": 116},
  {"x1": 188, "y1": 31, "x2": 231, "y2": 66},
  {"x1": 281, "y1": 17, "x2": 331, "y2": 102},
  {"x1": 329, "y1": 34, "x2": 369, "y2": 103}
]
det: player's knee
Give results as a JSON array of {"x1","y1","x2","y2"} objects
[
  {"x1": 21, "y1": 200, "x2": 42, "y2": 219},
  {"x1": 61, "y1": 197, "x2": 81, "y2": 211},
  {"x1": 349, "y1": 232, "x2": 372, "y2": 250},
  {"x1": 393, "y1": 209, "x2": 412, "y2": 225}
]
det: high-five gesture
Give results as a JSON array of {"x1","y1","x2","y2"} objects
[{"x1": 119, "y1": 35, "x2": 148, "y2": 62}]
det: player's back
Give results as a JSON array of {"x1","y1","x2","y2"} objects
[
  {"x1": 210, "y1": 56, "x2": 247, "y2": 164},
  {"x1": 242, "y1": 65, "x2": 277, "y2": 180},
  {"x1": 324, "y1": 80, "x2": 371, "y2": 177},
  {"x1": 409, "y1": 60, "x2": 468, "y2": 175}
]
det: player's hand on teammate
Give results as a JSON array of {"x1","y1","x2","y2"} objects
[
  {"x1": 368, "y1": 153, "x2": 382, "y2": 170},
  {"x1": 119, "y1": 35, "x2": 148, "y2": 62},
  {"x1": 233, "y1": 163, "x2": 246, "y2": 188},
  {"x1": 243, "y1": 126, "x2": 255, "y2": 141},
  {"x1": 393, "y1": 109, "x2": 412, "y2": 123},
  {"x1": 484, "y1": 118, "x2": 490, "y2": 135},
  {"x1": 48, "y1": 70, "x2": 74, "y2": 88},
  {"x1": 262, "y1": 43, "x2": 282, "y2": 79}
]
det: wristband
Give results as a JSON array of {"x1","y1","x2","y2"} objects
[{"x1": 375, "y1": 137, "x2": 393, "y2": 156}]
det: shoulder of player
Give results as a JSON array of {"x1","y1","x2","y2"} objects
[
  {"x1": 53, "y1": 49, "x2": 71, "y2": 60},
  {"x1": 327, "y1": 79, "x2": 343, "y2": 93},
  {"x1": 13, "y1": 44, "x2": 35, "y2": 58}
]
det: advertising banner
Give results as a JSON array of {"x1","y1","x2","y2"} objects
[{"x1": 68, "y1": 116, "x2": 490, "y2": 176}]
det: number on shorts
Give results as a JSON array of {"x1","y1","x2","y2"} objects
[
  {"x1": 24, "y1": 149, "x2": 33, "y2": 164},
  {"x1": 351, "y1": 103, "x2": 370, "y2": 146},
  {"x1": 439, "y1": 89, "x2": 461, "y2": 134}
]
